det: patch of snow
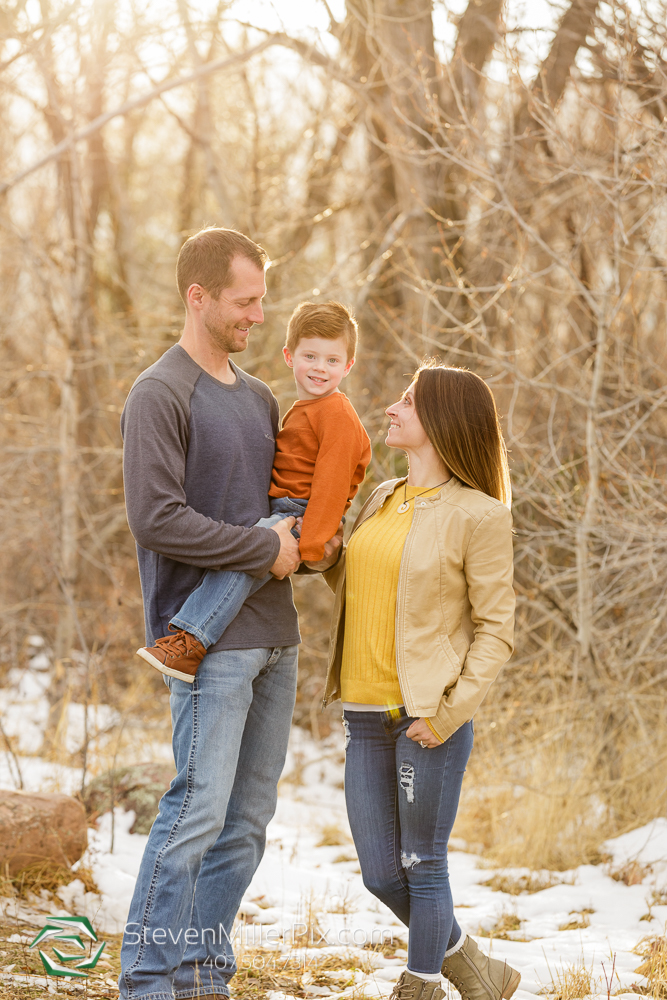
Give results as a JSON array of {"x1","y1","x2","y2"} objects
[
  {"x1": 603, "y1": 819, "x2": 667, "y2": 866},
  {"x1": 0, "y1": 755, "x2": 82, "y2": 794},
  {"x1": 1, "y1": 667, "x2": 51, "y2": 754},
  {"x1": 4, "y1": 724, "x2": 665, "y2": 1000},
  {"x1": 63, "y1": 702, "x2": 120, "y2": 755},
  {"x1": 29, "y1": 652, "x2": 51, "y2": 671},
  {"x1": 0, "y1": 662, "x2": 120, "y2": 758}
]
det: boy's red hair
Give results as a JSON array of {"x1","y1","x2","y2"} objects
[{"x1": 286, "y1": 301, "x2": 358, "y2": 360}]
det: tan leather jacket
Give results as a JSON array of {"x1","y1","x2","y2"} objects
[{"x1": 323, "y1": 476, "x2": 515, "y2": 742}]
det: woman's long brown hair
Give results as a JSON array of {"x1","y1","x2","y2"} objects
[{"x1": 412, "y1": 362, "x2": 512, "y2": 506}]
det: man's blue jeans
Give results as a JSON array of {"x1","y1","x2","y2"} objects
[
  {"x1": 343, "y1": 709, "x2": 473, "y2": 975},
  {"x1": 170, "y1": 497, "x2": 307, "y2": 649},
  {"x1": 119, "y1": 645, "x2": 298, "y2": 1000}
]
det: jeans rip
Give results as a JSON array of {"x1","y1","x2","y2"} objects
[{"x1": 399, "y1": 761, "x2": 415, "y2": 803}]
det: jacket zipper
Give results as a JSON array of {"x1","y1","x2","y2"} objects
[
  {"x1": 322, "y1": 482, "x2": 400, "y2": 707},
  {"x1": 327, "y1": 478, "x2": 459, "y2": 713},
  {"x1": 394, "y1": 503, "x2": 421, "y2": 717}
]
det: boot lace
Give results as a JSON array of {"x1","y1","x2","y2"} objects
[
  {"x1": 442, "y1": 973, "x2": 470, "y2": 1000},
  {"x1": 390, "y1": 980, "x2": 422, "y2": 1000},
  {"x1": 154, "y1": 627, "x2": 200, "y2": 660}
]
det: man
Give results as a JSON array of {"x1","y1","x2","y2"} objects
[{"x1": 119, "y1": 228, "x2": 340, "y2": 1000}]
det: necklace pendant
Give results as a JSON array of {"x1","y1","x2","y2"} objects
[{"x1": 396, "y1": 501, "x2": 410, "y2": 514}]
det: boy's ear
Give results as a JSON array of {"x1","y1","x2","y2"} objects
[
  {"x1": 283, "y1": 346, "x2": 294, "y2": 368},
  {"x1": 343, "y1": 356, "x2": 355, "y2": 376}
]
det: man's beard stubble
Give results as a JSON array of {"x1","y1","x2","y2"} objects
[{"x1": 204, "y1": 315, "x2": 249, "y2": 354}]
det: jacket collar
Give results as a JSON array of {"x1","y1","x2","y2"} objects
[
  {"x1": 351, "y1": 476, "x2": 462, "y2": 536},
  {"x1": 376, "y1": 475, "x2": 462, "y2": 506}
]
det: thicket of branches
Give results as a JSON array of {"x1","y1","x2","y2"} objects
[{"x1": 1, "y1": 0, "x2": 667, "y2": 862}]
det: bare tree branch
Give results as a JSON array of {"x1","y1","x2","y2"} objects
[{"x1": 0, "y1": 39, "x2": 275, "y2": 195}]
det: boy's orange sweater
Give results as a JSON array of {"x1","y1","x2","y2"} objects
[{"x1": 269, "y1": 392, "x2": 371, "y2": 562}]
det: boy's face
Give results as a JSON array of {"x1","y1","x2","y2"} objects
[{"x1": 283, "y1": 335, "x2": 354, "y2": 400}]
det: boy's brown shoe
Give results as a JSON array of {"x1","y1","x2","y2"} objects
[{"x1": 136, "y1": 627, "x2": 207, "y2": 683}]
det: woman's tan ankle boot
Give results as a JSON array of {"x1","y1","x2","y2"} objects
[
  {"x1": 441, "y1": 936, "x2": 521, "y2": 1000},
  {"x1": 389, "y1": 970, "x2": 445, "y2": 1000}
]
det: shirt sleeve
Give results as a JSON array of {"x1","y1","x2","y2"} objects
[
  {"x1": 298, "y1": 402, "x2": 371, "y2": 562},
  {"x1": 121, "y1": 378, "x2": 280, "y2": 576}
]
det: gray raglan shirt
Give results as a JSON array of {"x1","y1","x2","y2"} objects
[{"x1": 121, "y1": 344, "x2": 300, "y2": 651}]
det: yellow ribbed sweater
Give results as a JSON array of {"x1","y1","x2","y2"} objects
[{"x1": 340, "y1": 484, "x2": 442, "y2": 705}]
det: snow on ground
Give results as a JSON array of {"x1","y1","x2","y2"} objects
[
  {"x1": 1, "y1": 646, "x2": 665, "y2": 1000},
  {"x1": 2, "y1": 727, "x2": 664, "y2": 999},
  {"x1": 1, "y1": 638, "x2": 120, "y2": 761}
]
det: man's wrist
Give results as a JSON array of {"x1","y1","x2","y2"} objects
[{"x1": 249, "y1": 525, "x2": 282, "y2": 577}]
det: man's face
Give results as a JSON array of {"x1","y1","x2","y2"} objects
[{"x1": 199, "y1": 256, "x2": 267, "y2": 354}]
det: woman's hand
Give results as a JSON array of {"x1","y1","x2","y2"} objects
[{"x1": 406, "y1": 718, "x2": 442, "y2": 748}]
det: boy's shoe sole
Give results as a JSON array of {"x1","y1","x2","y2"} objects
[{"x1": 136, "y1": 646, "x2": 196, "y2": 683}]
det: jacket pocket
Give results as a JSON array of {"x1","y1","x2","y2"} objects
[{"x1": 438, "y1": 632, "x2": 462, "y2": 672}]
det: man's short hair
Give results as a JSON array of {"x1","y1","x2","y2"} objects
[
  {"x1": 176, "y1": 227, "x2": 270, "y2": 303},
  {"x1": 285, "y1": 301, "x2": 358, "y2": 361}
]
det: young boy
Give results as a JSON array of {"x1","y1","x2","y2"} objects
[{"x1": 137, "y1": 300, "x2": 371, "y2": 682}]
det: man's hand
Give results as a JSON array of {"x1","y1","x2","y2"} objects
[
  {"x1": 268, "y1": 517, "x2": 301, "y2": 579},
  {"x1": 304, "y1": 521, "x2": 344, "y2": 573}
]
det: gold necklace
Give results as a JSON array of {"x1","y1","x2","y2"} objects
[{"x1": 396, "y1": 479, "x2": 449, "y2": 514}]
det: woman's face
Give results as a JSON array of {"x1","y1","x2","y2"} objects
[{"x1": 385, "y1": 385, "x2": 430, "y2": 451}]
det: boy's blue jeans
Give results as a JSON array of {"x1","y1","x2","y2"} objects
[
  {"x1": 343, "y1": 709, "x2": 473, "y2": 974},
  {"x1": 119, "y1": 644, "x2": 298, "y2": 999},
  {"x1": 170, "y1": 497, "x2": 307, "y2": 648}
]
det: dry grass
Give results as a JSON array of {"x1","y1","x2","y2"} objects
[
  {"x1": 558, "y1": 910, "x2": 592, "y2": 932},
  {"x1": 326, "y1": 885, "x2": 359, "y2": 916},
  {"x1": 0, "y1": 873, "x2": 14, "y2": 898},
  {"x1": 608, "y1": 861, "x2": 653, "y2": 886},
  {"x1": 642, "y1": 888, "x2": 667, "y2": 922},
  {"x1": 316, "y1": 824, "x2": 351, "y2": 847},
  {"x1": 0, "y1": 918, "x2": 386, "y2": 1000},
  {"x1": 333, "y1": 851, "x2": 358, "y2": 864},
  {"x1": 453, "y1": 692, "x2": 667, "y2": 872},
  {"x1": 287, "y1": 890, "x2": 329, "y2": 948},
  {"x1": 363, "y1": 936, "x2": 407, "y2": 957},
  {"x1": 481, "y1": 872, "x2": 574, "y2": 895},
  {"x1": 541, "y1": 959, "x2": 594, "y2": 1000},
  {"x1": 9, "y1": 861, "x2": 99, "y2": 899},
  {"x1": 229, "y1": 942, "x2": 387, "y2": 1000},
  {"x1": 634, "y1": 935, "x2": 667, "y2": 998},
  {"x1": 478, "y1": 910, "x2": 523, "y2": 941},
  {"x1": 0, "y1": 920, "x2": 121, "y2": 998}
]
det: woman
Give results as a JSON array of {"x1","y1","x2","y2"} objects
[{"x1": 322, "y1": 363, "x2": 520, "y2": 1000}]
